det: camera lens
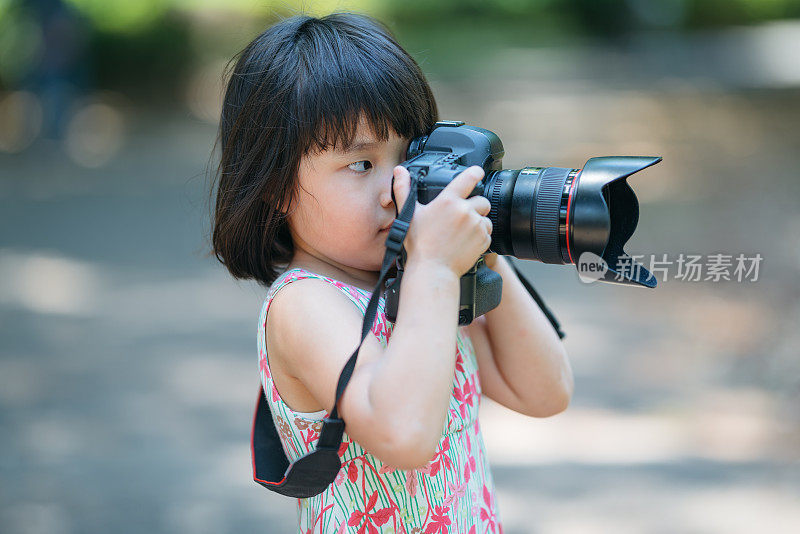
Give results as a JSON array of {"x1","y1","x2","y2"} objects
[
  {"x1": 485, "y1": 166, "x2": 579, "y2": 264},
  {"x1": 483, "y1": 156, "x2": 661, "y2": 288}
]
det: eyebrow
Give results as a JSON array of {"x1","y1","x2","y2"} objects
[{"x1": 340, "y1": 139, "x2": 381, "y2": 154}]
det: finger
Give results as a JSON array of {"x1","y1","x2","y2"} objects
[
  {"x1": 392, "y1": 165, "x2": 412, "y2": 214},
  {"x1": 443, "y1": 165, "x2": 484, "y2": 200},
  {"x1": 484, "y1": 216, "x2": 493, "y2": 236},
  {"x1": 466, "y1": 195, "x2": 491, "y2": 217}
]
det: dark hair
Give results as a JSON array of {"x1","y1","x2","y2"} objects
[{"x1": 210, "y1": 12, "x2": 439, "y2": 287}]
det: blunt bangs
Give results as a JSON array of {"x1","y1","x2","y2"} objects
[{"x1": 290, "y1": 14, "x2": 437, "y2": 154}]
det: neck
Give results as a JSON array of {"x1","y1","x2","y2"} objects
[{"x1": 287, "y1": 248, "x2": 395, "y2": 293}]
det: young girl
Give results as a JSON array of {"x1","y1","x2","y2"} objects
[{"x1": 211, "y1": 12, "x2": 573, "y2": 533}]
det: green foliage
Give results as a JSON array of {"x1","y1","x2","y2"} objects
[
  {"x1": 50, "y1": 0, "x2": 800, "y2": 37},
  {"x1": 4, "y1": 0, "x2": 799, "y2": 96},
  {"x1": 684, "y1": 0, "x2": 800, "y2": 28},
  {"x1": 86, "y1": 13, "x2": 193, "y2": 101},
  {"x1": 0, "y1": 3, "x2": 42, "y2": 87},
  {"x1": 64, "y1": 0, "x2": 169, "y2": 33}
]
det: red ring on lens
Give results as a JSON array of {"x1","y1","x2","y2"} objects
[{"x1": 565, "y1": 169, "x2": 580, "y2": 264}]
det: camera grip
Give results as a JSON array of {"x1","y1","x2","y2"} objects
[{"x1": 383, "y1": 255, "x2": 502, "y2": 326}]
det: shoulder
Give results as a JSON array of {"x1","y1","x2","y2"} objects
[
  {"x1": 268, "y1": 274, "x2": 364, "y2": 344},
  {"x1": 266, "y1": 274, "x2": 370, "y2": 386}
]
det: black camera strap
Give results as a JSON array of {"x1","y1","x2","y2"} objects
[
  {"x1": 251, "y1": 169, "x2": 564, "y2": 497},
  {"x1": 506, "y1": 259, "x2": 565, "y2": 340}
]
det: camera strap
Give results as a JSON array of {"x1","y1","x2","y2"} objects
[
  {"x1": 251, "y1": 169, "x2": 564, "y2": 497},
  {"x1": 506, "y1": 259, "x2": 565, "y2": 339}
]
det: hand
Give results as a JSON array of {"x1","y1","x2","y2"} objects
[
  {"x1": 483, "y1": 252, "x2": 500, "y2": 270},
  {"x1": 391, "y1": 165, "x2": 493, "y2": 278}
]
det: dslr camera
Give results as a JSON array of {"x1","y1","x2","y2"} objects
[{"x1": 384, "y1": 120, "x2": 661, "y2": 325}]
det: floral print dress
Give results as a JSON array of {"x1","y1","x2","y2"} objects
[{"x1": 258, "y1": 267, "x2": 503, "y2": 534}]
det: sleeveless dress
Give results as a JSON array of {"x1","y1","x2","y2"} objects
[{"x1": 257, "y1": 267, "x2": 504, "y2": 534}]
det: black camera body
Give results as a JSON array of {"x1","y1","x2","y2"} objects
[
  {"x1": 384, "y1": 120, "x2": 661, "y2": 325},
  {"x1": 384, "y1": 121, "x2": 505, "y2": 325}
]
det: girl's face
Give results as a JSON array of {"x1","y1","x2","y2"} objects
[{"x1": 285, "y1": 116, "x2": 409, "y2": 288}]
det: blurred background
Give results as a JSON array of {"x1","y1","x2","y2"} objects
[{"x1": 1, "y1": 0, "x2": 799, "y2": 532}]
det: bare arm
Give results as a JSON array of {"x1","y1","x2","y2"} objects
[
  {"x1": 467, "y1": 254, "x2": 573, "y2": 417},
  {"x1": 365, "y1": 258, "x2": 461, "y2": 466},
  {"x1": 269, "y1": 259, "x2": 460, "y2": 470}
]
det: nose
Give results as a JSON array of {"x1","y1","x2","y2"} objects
[{"x1": 379, "y1": 170, "x2": 394, "y2": 209}]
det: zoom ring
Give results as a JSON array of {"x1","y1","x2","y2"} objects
[
  {"x1": 487, "y1": 175, "x2": 504, "y2": 232},
  {"x1": 534, "y1": 167, "x2": 570, "y2": 264}
]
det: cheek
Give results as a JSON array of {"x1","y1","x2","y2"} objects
[
  {"x1": 307, "y1": 191, "x2": 372, "y2": 237},
  {"x1": 327, "y1": 186, "x2": 373, "y2": 220}
]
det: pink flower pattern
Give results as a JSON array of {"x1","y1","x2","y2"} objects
[
  {"x1": 424, "y1": 505, "x2": 452, "y2": 534},
  {"x1": 257, "y1": 268, "x2": 503, "y2": 533}
]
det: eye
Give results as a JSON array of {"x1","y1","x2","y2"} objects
[{"x1": 347, "y1": 160, "x2": 373, "y2": 173}]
